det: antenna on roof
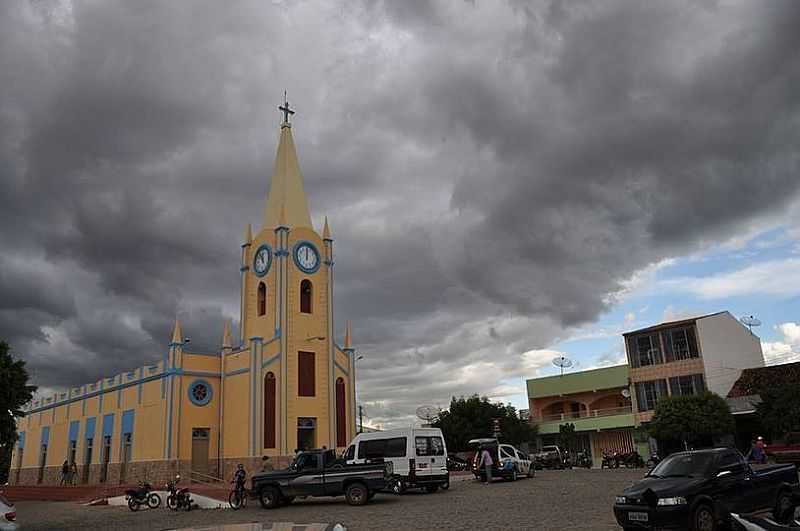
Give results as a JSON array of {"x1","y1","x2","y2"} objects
[
  {"x1": 552, "y1": 355, "x2": 573, "y2": 377},
  {"x1": 415, "y1": 405, "x2": 440, "y2": 427},
  {"x1": 739, "y1": 315, "x2": 761, "y2": 335}
]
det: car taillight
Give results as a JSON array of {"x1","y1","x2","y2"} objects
[{"x1": 5, "y1": 511, "x2": 16, "y2": 522}]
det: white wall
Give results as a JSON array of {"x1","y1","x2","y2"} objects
[{"x1": 697, "y1": 312, "x2": 764, "y2": 397}]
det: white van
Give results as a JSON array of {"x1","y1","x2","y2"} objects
[{"x1": 343, "y1": 427, "x2": 449, "y2": 493}]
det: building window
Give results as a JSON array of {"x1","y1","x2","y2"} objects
[
  {"x1": 663, "y1": 327, "x2": 699, "y2": 362},
  {"x1": 264, "y1": 372, "x2": 276, "y2": 449},
  {"x1": 633, "y1": 334, "x2": 662, "y2": 367},
  {"x1": 635, "y1": 379, "x2": 668, "y2": 412},
  {"x1": 298, "y1": 351, "x2": 315, "y2": 397},
  {"x1": 300, "y1": 279, "x2": 312, "y2": 314},
  {"x1": 336, "y1": 377, "x2": 347, "y2": 447},
  {"x1": 258, "y1": 282, "x2": 267, "y2": 316},
  {"x1": 188, "y1": 380, "x2": 213, "y2": 406},
  {"x1": 669, "y1": 374, "x2": 705, "y2": 396}
]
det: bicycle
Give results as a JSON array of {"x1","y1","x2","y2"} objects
[{"x1": 228, "y1": 480, "x2": 248, "y2": 510}]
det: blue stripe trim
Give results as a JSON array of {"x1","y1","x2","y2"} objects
[
  {"x1": 334, "y1": 360, "x2": 349, "y2": 376},
  {"x1": 182, "y1": 350, "x2": 221, "y2": 358},
  {"x1": 68, "y1": 420, "x2": 80, "y2": 442},
  {"x1": 84, "y1": 417, "x2": 96, "y2": 440},
  {"x1": 17, "y1": 432, "x2": 25, "y2": 449},
  {"x1": 41, "y1": 426, "x2": 50, "y2": 445},
  {"x1": 224, "y1": 367, "x2": 249, "y2": 377},
  {"x1": 262, "y1": 352, "x2": 281, "y2": 368}
]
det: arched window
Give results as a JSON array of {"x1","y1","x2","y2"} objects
[
  {"x1": 258, "y1": 282, "x2": 266, "y2": 316},
  {"x1": 300, "y1": 279, "x2": 312, "y2": 314},
  {"x1": 264, "y1": 372, "x2": 276, "y2": 448},
  {"x1": 335, "y1": 377, "x2": 347, "y2": 447}
]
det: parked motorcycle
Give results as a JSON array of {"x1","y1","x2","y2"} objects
[
  {"x1": 125, "y1": 481, "x2": 161, "y2": 511},
  {"x1": 601, "y1": 451, "x2": 619, "y2": 469},
  {"x1": 165, "y1": 475, "x2": 193, "y2": 511},
  {"x1": 620, "y1": 451, "x2": 645, "y2": 468},
  {"x1": 575, "y1": 450, "x2": 592, "y2": 469}
]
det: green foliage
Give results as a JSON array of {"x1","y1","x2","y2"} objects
[
  {"x1": 756, "y1": 384, "x2": 800, "y2": 439},
  {"x1": 432, "y1": 395, "x2": 537, "y2": 452},
  {"x1": 0, "y1": 341, "x2": 37, "y2": 482},
  {"x1": 647, "y1": 391, "x2": 734, "y2": 447},
  {"x1": 558, "y1": 422, "x2": 578, "y2": 452}
]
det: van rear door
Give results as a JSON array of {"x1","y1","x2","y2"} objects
[{"x1": 414, "y1": 434, "x2": 446, "y2": 477}]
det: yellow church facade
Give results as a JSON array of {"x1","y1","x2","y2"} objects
[{"x1": 10, "y1": 105, "x2": 357, "y2": 485}]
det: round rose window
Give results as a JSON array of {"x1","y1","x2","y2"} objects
[{"x1": 188, "y1": 380, "x2": 212, "y2": 406}]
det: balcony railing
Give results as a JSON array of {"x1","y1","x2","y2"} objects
[{"x1": 532, "y1": 406, "x2": 633, "y2": 423}]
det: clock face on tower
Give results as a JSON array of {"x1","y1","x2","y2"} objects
[
  {"x1": 253, "y1": 244, "x2": 273, "y2": 277},
  {"x1": 293, "y1": 241, "x2": 320, "y2": 274}
]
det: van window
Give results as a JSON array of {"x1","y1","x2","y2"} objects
[
  {"x1": 358, "y1": 437, "x2": 407, "y2": 459},
  {"x1": 415, "y1": 436, "x2": 445, "y2": 456},
  {"x1": 500, "y1": 446, "x2": 514, "y2": 459},
  {"x1": 344, "y1": 445, "x2": 355, "y2": 460}
]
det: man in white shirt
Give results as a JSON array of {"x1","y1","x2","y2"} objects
[{"x1": 479, "y1": 447, "x2": 494, "y2": 484}]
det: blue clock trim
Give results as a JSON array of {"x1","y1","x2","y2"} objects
[
  {"x1": 187, "y1": 380, "x2": 213, "y2": 406},
  {"x1": 252, "y1": 244, "x2": 273, "y2": 277},
  {"x1": 292, "y1": 240, "x2": 321, "y2": 274}
]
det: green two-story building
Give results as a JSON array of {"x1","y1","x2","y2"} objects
[{"x1": 527, "y1": 365, "x2": 648, "y2": 467}]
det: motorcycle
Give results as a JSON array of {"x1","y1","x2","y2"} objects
[
  {"x1": 645, "y1": 453, "x2": 661, "y2": 469},
  {"x1": 601, "y1": 451, "x2": 619, "y2": 469},
  {"x1": 620, "y1": 451, "x2": 645, "y2": 468},
  {"x1": 575, "y1": 450, "x2": 593, "y2": 469},
  {"x1": 165, "y1": 475, "x2": 193, "y2": 511},
  {"x1": 125, "y1": 481, "x2": 161, "y2": 511}
]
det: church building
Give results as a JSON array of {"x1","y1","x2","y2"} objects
[{"x1": 10, "y1": 101, "x2": 357, "y2": 485}]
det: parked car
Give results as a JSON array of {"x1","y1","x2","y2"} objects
[
  {"x1": 767, "y1": 432, "x2": 800, "y2": 469},
  {"x1": 613, "y1": 448, "x2": 799, "y2": 530},
  {"x1": 469, "y1": 438, "x2": 534, "y2": 481},
  {"x1": 252, "y1": 448, "x2": 390, "y2": 508},
  {"x1": 535, "y1": 445, "x2": 566, "y2": 469},
  {"x1": 0, "y1": 492, "x2": 17, "y2": 531},
  {"x1": 343, "y1": 427, "x2": 449, "y2": 493}
]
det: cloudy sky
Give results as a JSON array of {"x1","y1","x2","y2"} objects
[{"x1": 3, "y1": 0, "x2": 800, "y2": 428}]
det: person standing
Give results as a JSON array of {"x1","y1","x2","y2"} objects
[
  {"x1": 756, "y1": 436, "x2": 767, "y2": 464},
  {"x1": 70, "y1": 462, "x2": 78, "y2": 485},
  {"x1": 479, "y1": 447, "x2": 494, "y2": 484},
  {"x1": 60, "y1": 460, "x2": 69, "y2": 486},
  {"x1": 261, "y1": 456, "x2": 274, "y2": 473}
]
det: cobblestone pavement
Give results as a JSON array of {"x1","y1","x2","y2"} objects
[{"x1": 15, "y1": 468, "x2": 645, "y2": 531}]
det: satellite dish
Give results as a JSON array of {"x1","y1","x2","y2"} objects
[
  {"x1": 552, "y1": 355, "x2": 573, "y2": 377},
  {"x1": 621, "y1": 389, "x2": 631, "y2": 399},
  {"x1": 740, "y1": 315, "x2": 761, "y2": 334},
  {"x1": 415, "y1": 405, "x2": 440, "y2": 425}
]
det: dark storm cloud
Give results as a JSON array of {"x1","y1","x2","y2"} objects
[{"x1": 2, "y1": 0, "x2": 800, "y2": 423}]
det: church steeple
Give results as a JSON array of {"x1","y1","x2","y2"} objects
[{"x1": 263, "y1": 96, "x2": 312, "y2": 229}]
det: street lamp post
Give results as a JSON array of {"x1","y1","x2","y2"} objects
[{"x1": 353, "y1": 353, "x2": 364, "y2": 432}]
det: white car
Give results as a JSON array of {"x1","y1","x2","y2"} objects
[
  {"x1": 469, "y1": 438, "x2": 534, "y2": 481},
  {"x1": 0, "y1": 493, "x2": 18, "y2": 531}
]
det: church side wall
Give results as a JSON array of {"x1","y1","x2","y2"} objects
[{"x1": 11, "y1": 362, "x2": 171, "y2": 485}]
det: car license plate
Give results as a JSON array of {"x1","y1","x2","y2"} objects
[{"x1": 628, "y1": 512, "x2": 648, "y2": 522}]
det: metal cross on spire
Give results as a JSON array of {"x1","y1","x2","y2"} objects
[{"x1": 279, "y1": 90, "x2": 295, "y2": 124}]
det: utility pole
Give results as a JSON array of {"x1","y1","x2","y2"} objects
[{"x1": 358, "y1": 405, "x2": 364, "y2": 433}]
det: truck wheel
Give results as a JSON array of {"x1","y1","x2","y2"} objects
[
  {"x1": 389, "y1": 477, "x2": 405, "y2": 495},
  {"x1": 259, "y1": 486, "x2": 281, "y2": 509},
  {"x1": 773, "y1": 490, "x2": 795, "y2": 524},
  {"x1": 691, "y1": 503, "x2": 716, "y2": 531},
  {"x1": 440, "y1": 480, "x2": 450, "y2": 490},
  {"x1": 345, "y1": 482, "x2": 368, "y2": 506}
]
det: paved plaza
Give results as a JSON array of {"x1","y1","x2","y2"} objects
[{"x1": 15, "y1": 469, "x2": 645, "y2": 531}]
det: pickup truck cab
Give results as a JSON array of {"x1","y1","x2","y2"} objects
[
  {"x1": 613, "y1": 448, "x2": 798, "y2": 531},
  {"x1": 251, "y1": 449, "x2": 391, "y2": 509}
]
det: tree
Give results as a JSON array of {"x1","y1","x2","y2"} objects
[
  {"x1": 647, "y1": 391, "x2": 733, "y2": 450},
  {"x1": 432, "y1": 395, "x2": 537, "y2": 452},
  {"x1": 558, "y1": 422, "x2": 578, "y2": 452},
  {"x1": 756, "y1": 384, "x2": 800, "y2": 440},
  {"x1": 0, "y1": 341, "x2": 37, "y2": 482}
]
